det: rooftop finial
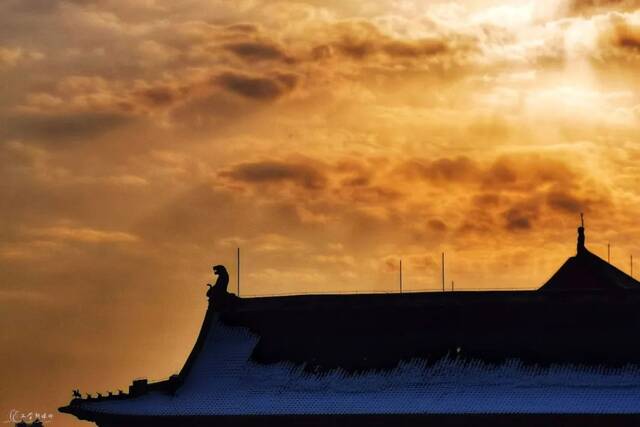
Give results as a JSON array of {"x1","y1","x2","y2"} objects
[
  {"x1": 207, "y1": 265, "x2": 230, "y2": 302},
  {"x1": 577, "y1": 213, "x2": 586, "y2": 255}
]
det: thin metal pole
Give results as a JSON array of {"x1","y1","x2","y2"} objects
[
  {"x1": 632, "y1": 254, "x2": 634, "y2": 278},
  {"x1": 441, "y1": 252, "x2": 445, "y2": 292},
  {"x1": 237, "y1": 247, "x2": 240, "y2": 296},
  {"x1": 452, "y1": 280, "x2": 454, "y2": 292},
  {"x1": 399, "y1": 259, "x2": 403, "y2": 293},
  {"x1": 608, "y1": 243, "x2": 610, "y2": 263}
]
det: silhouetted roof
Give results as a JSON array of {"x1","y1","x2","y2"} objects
[
  {"x1": 60, "y1": 222, "x2": 640, "y2": 422},
  {"x1": 540, "y1": 226, "x2": 640, "y2": 292},
  {"x1": 60, "y1": 310, "x2": 640, "y2": 418},
  {"x1": 540, "y1": 249, "x2": 640, "y2": 291}
]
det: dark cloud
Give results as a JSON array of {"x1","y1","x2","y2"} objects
[
  {"x1": 319, "y1": 20, "x2": 472, "y2": 64},
  {"x1": 402, "y1": 156, "x2": 480, "y2": 183},
  {"x1": 216, "y1": 154, "x2": 601, "y2": 242},
  {"x1": 136, "y1": 85, "x2": 179, "y2": 106},
  {"x1": 569, "y1": 0, "x2": 640, "y2": 15},
  {"x1": 225, "y1": 23, "x2": 260, "y2": 33},
  {"x1": 618, "y1": 34, "x2": 640, "y2": 51},
  {"x1": 484, "y1": 159, "x2": 518, "y2": 186},
  {"x1": 546, "y1": 190, "x2": 585, "y2": 214},
  {"x1": 402, "y1": 155, "x2": 512, "y2": 188},
  {"x1": 214, "y1": 71, "x2": 298, "y2": 100},
  {"x1": 4, "y1": 111, "x2": 133, "y2": 141},
  {"x1": 578, "y1": 6, "x2": 640, "y2": 62},
  {"x1": 472, "y1": 193, "x2": 501, "y2": 207},
  {"x1": 428, "y1": 219, "x2": 447, "y2": 232},
  {"x1": 223, "y1": 41, "x2": 294, "y2": 63},
  {"x1": 610, "y1": 18, "x2": 640, "y2": 52},
  {"x1": 341, "y1": 175, "x2": 370, "y2": 187},
  {"x1": 334, "y1": 35, "x2": 450, "y2": 60},
  {"x1": 221, "y1": 160, "x2": 327, "y2": 190},
  {"x1": 503, "y1": 204, "x2": 538, "y2": 231},
  {"x1": 382, "y1": 39, "x2": 448, "y2": 57},
  {"x1": 132, "y1": 81, "x2": 197, "y2": 110}
]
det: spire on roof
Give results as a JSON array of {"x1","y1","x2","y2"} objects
[
  {"x1": 541, "y1": 216, "x2": 640, "y2": 291},
  {"x1": 577, "y1": 212, "x2": 586, "y2": 255}
]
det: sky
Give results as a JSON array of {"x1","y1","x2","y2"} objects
[{"x1": 2, "y1": 0, "x2": 640, "y2": 424}]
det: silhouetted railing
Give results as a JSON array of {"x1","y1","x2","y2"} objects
[{"x1": 238, "y1": 287, "x2": 538, "y2": 298}]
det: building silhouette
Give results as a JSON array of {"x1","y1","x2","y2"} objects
[{"x1": 60, "y1": 222, "x2": 640, "y2": 426}]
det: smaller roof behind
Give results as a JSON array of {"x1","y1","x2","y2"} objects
[{"x1": 540, "y1": 222, "x2": 640, "y2": 292}]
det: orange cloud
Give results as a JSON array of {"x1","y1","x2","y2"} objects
[{"x1": 28, "y1": 226, "x2": 139, "y2": 244}]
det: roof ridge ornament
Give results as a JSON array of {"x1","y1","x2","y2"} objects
[{"x1": 577, "y1": 212, "x2": 586, "y2": 255}]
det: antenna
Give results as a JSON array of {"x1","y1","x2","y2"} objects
[
  {"x1": 577, "y1": 213, "x2": 586, "y2": 254},
  {"x1": 237, "y1": 247, "x2": 240, "y2": 297},
  {"x1": 399, "y1": 259, "x2": 403, "y2": 293},
  {"x1": 441, "y1": 252, "x2": 445, "y2": 292},
  {"x1": 451, "y1": 280, "x2": 454, "y2": 292},
  {"x1": 608, "y1": 243, "x2": 610, "y2": 264},
  {"x1": 631, "y1": 254, "x2": 634, "y2": 278}
]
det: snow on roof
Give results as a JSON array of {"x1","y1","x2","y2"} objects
[{"x1": 68, "y1": 319, "x2": 640, "y2": 416}]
